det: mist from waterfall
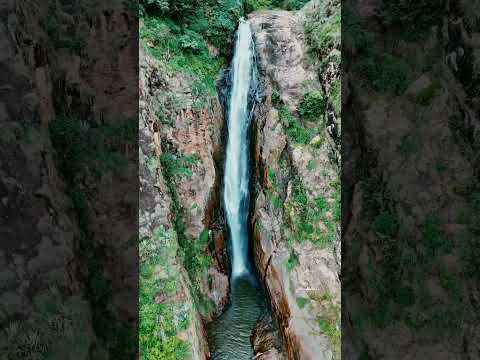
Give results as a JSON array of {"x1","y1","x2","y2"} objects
[{"x1": 223, "y1": 19, "x2": 256, "y2": 279}]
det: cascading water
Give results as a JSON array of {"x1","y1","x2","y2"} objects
[
  {"x1": 223, "y1": 20, "x2": 255, "y2": 278},
  {"x1": 206, "y1": 19, "x2": 269, "y2": 359}
]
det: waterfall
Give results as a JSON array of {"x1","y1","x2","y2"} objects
[
  {"x1": 207, "y1": 21, "x2": 269, "y2": 359},
  {"x1": 224, "y1": 19, "x2": 256, "y2": 279}
]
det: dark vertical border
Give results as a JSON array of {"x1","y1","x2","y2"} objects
[{"x1": 0, "y1": 0, "x2": 139, "y2": 358}]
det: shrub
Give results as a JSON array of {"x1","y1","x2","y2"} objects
[
  {"x1": 279, "y1": 106, "x2": 313, "y2": 145},
  {"x1": 296, "y1": 297, "x2": 309, "y2": 309},
  {"x1": 354, "y1": 52, "x2": 412, "y2": 95},
  {"x1": 286, "y1": 251, "x2": 299, "y2": 272},
  {"x1": 299, "y1": 91, "x2": 327, "y2": 120},
  {"x1": 272, "y1": 195, "x2": 283, "y2": 209},
  {"x1": 305, "y1": 11, "x2": 340, "y2": 58},
  {"x1": 178, "y1": 30, "x2": 205, "y2": 53},
  {"x1": 245, "y1": 0, "x2": 273, "y2": 12},
  {"x1": 272, "y1": 0, "x2": 309, "y2": 10},
  {"x1": 415, "y1": 83, "x2": 439, "y2": 106},
  {"x1": 160, "y1": 152, "x2": 200, "y2": 179},
  {"x1": 422, "y1": 216, "x2": 451, "y2": 255}
]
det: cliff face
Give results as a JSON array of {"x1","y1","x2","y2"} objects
[
  {"x1": 248, "y1": 1, "x2": 341, "y2": 359},
  {"x1": 139, "y1": 43, "x2": 229, "y2": 357},
  {"x1": 343, "y1": 1, "x2": 480, "y2": 358},
  {"x1": 1, "y1": 0, "x2": 137, "y2": 358}
]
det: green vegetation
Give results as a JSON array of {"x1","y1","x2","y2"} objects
[
  {"x1": 160, "y1": 152, "x2": 200, "y2": 179},
  {"x1": 460, "y1": 192, "x2": 480, "y2": 278},
  {"x1": 435, "y1": 159, "x2": 448, "y2": 174},
  {"x1": 397, "y1": 134, "x2": 420, "y2": 158},
  {"x1": 305, "y1": 9, "x2": 340, "y2": 61},
  {"x1": 359, "y1": 174, "x2": 467, "y2": 333},
  {"x1": 159, "y1": 151, "x2": 213, "y2": 317},
  {"x1": 267, "y1": 167, "x2": 284, "y2": 210},
  {"x1": 344, "y1": 6, "x2": 415, "y2": 96},
  {"x1": 354, "y1": 52, "x2": 412, "y2": 95},
  {"x1": 139, "y1": 226, "x2": 191, "y2": 360},
  {"x1": 49, "y1": 117, "x2": 136, "y2": 358},
  {"x1": 415, "y1": 82, "x2": 440, "y2": 106},
  {"x1": 329, "y1": 79, "x2": 341, "y2": 115},
  {"x1": 296, "y1": 296, "x2": 310, "y2": 309},
  {"x1": 422, "y1": 216, "x2": 451, "y2": 256},
  {"x1": 314, "y1": 293, "x2": 340, "y2": 354},
  {"x1": 286, "y1": 250, "x2": 299, "y2": 272},
  {"x1": 245, "y1": 0, "x2": 310, "y2": 11},
  {"x1": 381, "y1": 0, "x2": 443, "y2": 38},
  {"x1": 307, "y1": 159, "x2": 316, "y2": 171},
  {"x1": 286, "y1": 177, "x2": 339, "y2": 247},
  {"x1": 1, "y1": 289, "x2": 90, "y2": 359},
  {"x1": 140, "y1": 16, "x2": 225, "y2": 108},
  {"x1": 278, "y1": 106, "x2": 315, "y2": 145},
  {"x1": 299, "y1": 91, "x2": 327, "y2": 120},
  {"x1": 42, "y1": 3, "x2": 86, "y2": 54},
  {"x1": 304, "y1": 0, "x2": 340, "y2": 117},
  {"x1": 373, "y1": 211, "x2": 399, "y2": 238}
]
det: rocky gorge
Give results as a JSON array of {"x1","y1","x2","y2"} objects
[{"x1": 139, "y1": 0, "x2": 341, "y2": 358}]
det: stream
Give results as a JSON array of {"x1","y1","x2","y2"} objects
[{"x1": 206, "y1": 19, "x2": 269, "y2": 359}]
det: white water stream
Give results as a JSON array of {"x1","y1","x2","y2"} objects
[
  {"x1": 223, "y1": 19, "x2": 256, "y2": 279},
  {"x1": 207, "y1": 20, "x2": 268, "y2": 360}
]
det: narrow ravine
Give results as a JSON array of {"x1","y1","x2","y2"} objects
[{"x1": 206, "y1": 19, "x2": 268, "y2": 359}]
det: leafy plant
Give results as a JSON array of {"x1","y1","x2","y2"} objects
[
  {"x1": 278, "y1": 106, "x2": 313, "y2": 145},
  {"x1": 299, "y1": 90, "x2": 327, "y2": 120},
  {"x1": 286, "y1": 251, "x2": 299, "y2": 272},
  {"x1": 296, "y1": 297, "x2": 309, "y2": 309}
]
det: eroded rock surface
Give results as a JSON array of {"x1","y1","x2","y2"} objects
[
  {"x1": 139, "y1": 45, "x2": 230, "y2": 358},
  {"x1": 249, "y1": 2, "x2": 341, "y2": 359}
]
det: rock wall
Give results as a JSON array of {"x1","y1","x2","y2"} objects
[
  {"x1": 248, "y1": 2, "x2": 341, "y2": 359},
  {"x1": 1, "y1": 0, "x2": 137, "y2": 358},
  {"x1": 139, "y1": 45, "x2": 229, "y2": 357},
  {"x1": 343, "y1": 1, "x2": 480, "y2": 358}
]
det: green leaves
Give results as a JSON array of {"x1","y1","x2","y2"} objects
[{"x1": 299, "y1": 90, "x2": 327, "y2": 120}]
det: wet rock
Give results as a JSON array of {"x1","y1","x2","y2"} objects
[{"x1": 251, "y1": 314, "x2": 286, "y2": 360}]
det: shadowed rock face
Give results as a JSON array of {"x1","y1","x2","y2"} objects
[
  {"x1": 342, "y1": 1, "x2": 480, "y2": 359},
  {"x1": 1, "y1": 1, "x2": 138, "y2": 358},
  {"x1": 248, "y1": 3, "x2": 341, "y2": 359}
]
